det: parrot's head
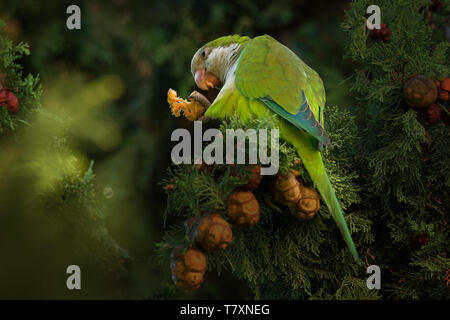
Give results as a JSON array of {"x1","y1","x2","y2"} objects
[{"x1": 191, "y1": 35, "x2": 250, "y2": 91}]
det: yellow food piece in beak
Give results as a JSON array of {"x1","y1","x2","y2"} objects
[{"x1": 167, "y1": 88, "x2": 205, "y2": 121}]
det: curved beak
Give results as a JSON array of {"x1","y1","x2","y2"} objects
[{"x1": 194, "y1": 69, "x2": 221, "y2": 91}]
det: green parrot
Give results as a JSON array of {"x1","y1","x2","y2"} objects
[{"x1": 190, "y1": 34, "x2": 360, "y2": 264}]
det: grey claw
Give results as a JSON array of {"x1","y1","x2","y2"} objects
[
  {"x1": 188, "y1": 92, "x2": 211, "y2": 109},
  {"x1": 198, "y1": 116, "x2": 210, "y2": 122}
]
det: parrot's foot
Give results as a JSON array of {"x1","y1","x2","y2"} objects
[
  {"x1": 198, "y1": 116, "x2": 211, "y2": 122},
  {"x1": 188, "y1": 91, "x2": 211, "y2": 110}
]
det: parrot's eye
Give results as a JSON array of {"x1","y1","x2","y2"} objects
[{"x1": 201, "y1": 50, "x2": 206, "y2": 58}]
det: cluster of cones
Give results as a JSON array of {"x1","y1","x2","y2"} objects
[
  {"x1": 403, "y1": 75, "x2": 449, "y2": 124},
  {"x1": 272, "y1": 170, "x2": 321, "y2": 221},
  {"x1": 169, "y1": 165, "x2": 261, "y2": 291},
  {"x1": 169, "y1": 164, "x2": 321, "y2": 291}
]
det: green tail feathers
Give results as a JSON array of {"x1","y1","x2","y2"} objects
[
  {"x1": 306, "y1": 159, "x2": 361, "y2": 265},
  {"x1": 285, "y1": 126, "x2": 361, "y2": 265}
]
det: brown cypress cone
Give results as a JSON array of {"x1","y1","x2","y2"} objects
[
  {"x1": 403, "y1": 75, "x2": 438, "y2": 108},
  {"x1": 231, "y1": 165, "x2": 263, "y2": 191},
  {"x1": 273, "y1": 172, "x2": 302, "y2": 205},
  {"x1": 170, "y1": 245, "x2": 207, "y2": 291},
  {"x1": 185, "y1": 214, "x2": 233, "y2": 251},
  {"x1": 226, "y1": 191, "x2": 260, "y2": 227},
  {"x1": 289, "y1": 186, "x2": 321, "y2": 221}
]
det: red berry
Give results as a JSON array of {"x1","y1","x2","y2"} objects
[
  {"x1": 430, "y1": 0, "x2": 443, "y2": 11},
  {"x1": 0, "y1": 88, "x2": 18, "y2": 112},
  {"x1": 5, "y1": 90, "x2": 19, "y2": 112},
  {"x1": 240, "y1": 165, "x2": 262, "y2": 191},
  {"x1": 439, "y1": 90, "x2": 449, "y2": 101},
  {"x1": 0, "y1": 89, "x2": 7, "y2": 103},
  {"x1": 426, "y1": 103, "x2": 442, "y2": 124},
  {"x1": 410, "y1": 232, "x2": 429, "y2": 249},
  {"x1": 369, "y1": 24, "x2": 391, "y2": 42},
  {"x1": 231, "y1": 165, "x2": 263, "y2": 191},
  {"x1": 441, "y1": 78, "x2": 450, "y2": 92}
]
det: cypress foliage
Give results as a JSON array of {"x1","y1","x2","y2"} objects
[
  {"x1": 0, "y1": 19, "x2": 40, "y2": 134},
  {"x1": 159, "y1": 0, "x2": 449, "y2": 299},
  {"x1": 158, "y1": 111, "x2": 377, "y2": 299},
  {"x1": 0, "y1": 20, "x2": 129, "y2": 298},
  {"x1": 342, "y1": 0, "x2": 449, "y2": 299}
]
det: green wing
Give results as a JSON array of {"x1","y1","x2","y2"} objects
[{"x1": 235, "y1": 35, "x2": 329, "y2": 148}]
